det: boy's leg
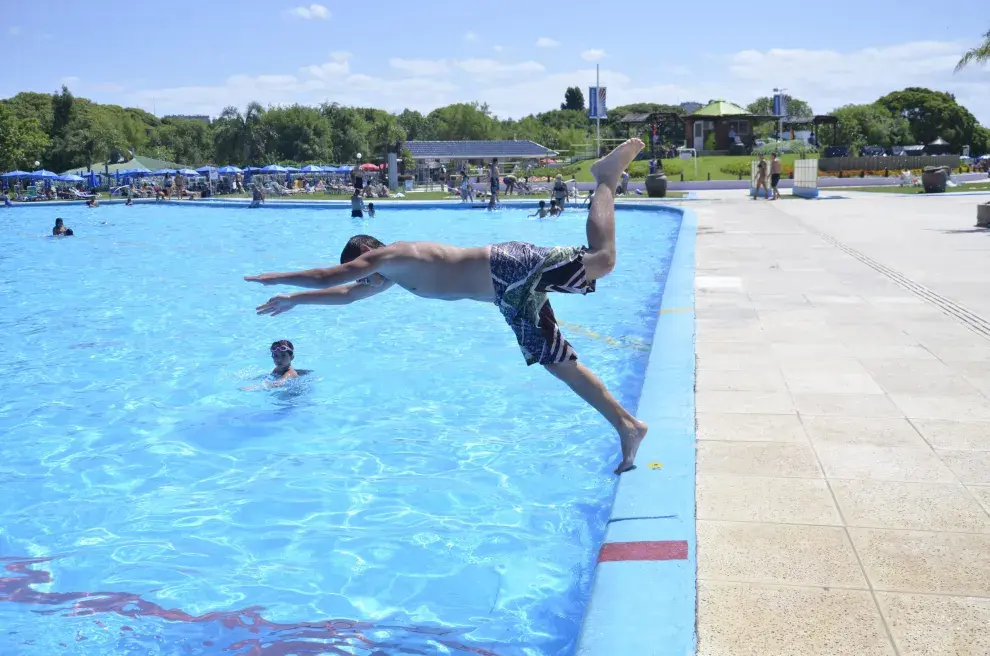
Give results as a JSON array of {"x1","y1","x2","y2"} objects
[
  {"x1": 545, "y1": 360, "x2": 648, "y2": 474},
  {"x1": 584, "y1": 139, "x2": 645, "y2": 281}
]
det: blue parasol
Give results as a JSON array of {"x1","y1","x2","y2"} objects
[
  {"x1": 1, "y1": 170, "x2": 31, "y2": 178},
  {"x1": 195, "y1": 166, "x2": 218, "y2": 173},
  {"x1": 260, "y1": 164, "x2": 287, "y2": 173},
  {"x1": 152, "y1": 169, "x2": 177, "y2": 175},
  {"x1": 57, "y1": 174, "x2": 85, "y2": 182},
  {"x1": 299, "y1": 165, "x2": 323, "y2": 172},
  {"x1": 218, "y1": 165, "x2": 243, "y2": 174},
  {"x1": 285, "y1": 166, "x2": 301, "y2": 172},
  {"x1": 244, "y1": 166, "x2": 262, "y2": 173},
  {"x1": 178, "y1": 168, "x2": 200, "y2": 176},
  {"x1": 29, "y1": 169, "x2": 59, "y2": 179}
]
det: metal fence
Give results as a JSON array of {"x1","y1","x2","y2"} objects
[{"x1": 818, "y1": 155, "x2": 960, "y2": 172}]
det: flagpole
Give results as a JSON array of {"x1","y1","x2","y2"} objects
[{"x1": 595, "y1": 64, "x2": 601, "y2": 157}]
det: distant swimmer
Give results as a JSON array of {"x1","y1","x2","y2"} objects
[
  {"x1": 249, "y1": 184, "x2": 265, "y2": 208},
  {"x1": 367, "y1": 202, "x2": 375, "y2": 218},
  {"x1": 3, "y1": 192, "x2": 12, "y2": 207},
  {"x1": 548, "y1": 199, "x2": 561, "y2": 217},
  {"x1": 245, "y1": 139, "x2": 650, "y2": 474},
  {"x1": 350, "y1": 191, "x2": 364, "y2": 218},
  {"x1": 52, "y1": 217, "x2": 74, "y2": 236},
  {"x1": 529, "y1": 200, "x2": 548, "y2": 219},
  {"x1": 85, "y1": 197, "x2": 99, "y2": 208}
]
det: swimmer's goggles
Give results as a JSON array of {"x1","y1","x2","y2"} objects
[{"x1": 270, "y1": 345, "x2": 293, "y2": 356}]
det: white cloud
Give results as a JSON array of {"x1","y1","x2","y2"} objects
[
  {"x1": 8, "y1": 26, "x2": 20, "y2": 36},
  {"x1": 581, "y1": 49, "x2": 606, "y2": 62},
  {"x1": 389, "y1": 58, "x2": 450, "y2": 76},
  {"x1": 482, "y1": 68, "x2": 632, "y2": 118},
  {"x1": 287, "y1": 4, "x2": 329, "y2": 19},
  {"x1": 536, "y1": 37, "x2": 559, "y2": 48},
  {"x1": 91, "y1": 82, "x2": 124, "y2": 93},
  {"x1": 493, "y1": 45, "x2": 503, "y2": 53},
  {"x1": 464, "y1": 31, "x2": 477, "y2": 41},
  {"x1": 454, "y1": 59, "x2": 545, "y2": 76}
]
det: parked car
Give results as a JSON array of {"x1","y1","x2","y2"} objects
[
  {"x1": 824, "y1": 146, "x2": 851, "y2": 158},
  {"x1": 859, "y1": 146, "x2": 886, "y2": 157}
]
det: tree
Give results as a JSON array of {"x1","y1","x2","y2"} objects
[
  {"x1": 828, "y1": 103, "x2": 912, "y2": 149},
  {"x1": 63, "y1": 110, "x2": 126, "y2": 168},
  {"x1": 746, "y1": 95, "x2": 813, "y2": 119},
  {"x1": 877, "y1": 87, "x2": 981, "y2": 148},
  {"x1": 262, "y1": 105, "x2": 333, "y2": 163},
  {"x1": 428, "y1": 102, "x2": 500, "y2": 140},
  {"x1": 397, "y1": 109, "x2": 436, "y2": 141},
  {"x1": 0, "y1": 103, "x2": 50, "y2": 171},
  {"x1": 956, "y1": 29, "x2": 990, "y2": 72},
  {"x1": 321, "y1": 103, "x2": 370, "y2": 163},
  {"x1": 562, "y1": 87, "x2": 585, "y2": 111}
]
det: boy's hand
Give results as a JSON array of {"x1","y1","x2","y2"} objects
[
  {"x1": 244, "y1": 274, "x2": 277, "y2": 285},
  {"x1": 257, "y1": 294, "x2": 296, "y2": 316}
]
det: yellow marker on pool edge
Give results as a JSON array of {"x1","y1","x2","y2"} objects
[
  {"x1": 648, "y1": 462, "x2": 663, "y2": 470},
  {"x1": 659, "y1": 307, "x2": 692, "y2": 315}
]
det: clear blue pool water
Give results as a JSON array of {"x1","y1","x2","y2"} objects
[{"x1": 0, "y1": 202, "x2": 680, "y2": 656}]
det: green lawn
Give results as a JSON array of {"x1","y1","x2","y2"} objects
[
  {"x1": 558, "y1": 154, "x2": 801, "y2": 182},
  {"x1": 839, "y1": 182, "x2": 990, "y2": 194}
]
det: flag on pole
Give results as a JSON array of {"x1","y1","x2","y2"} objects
[{"x1": 588, "y1": 87, "x2": 607, "y2": 119}]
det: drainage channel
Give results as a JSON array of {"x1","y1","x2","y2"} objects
[{"x1": 814, "y1": 230, "x2": 990, "y2": 341}]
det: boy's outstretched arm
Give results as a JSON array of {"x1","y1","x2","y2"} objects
[
  {"x1": 245, "y1": 248, "x2": 390, "y2": 289},
  {"x1": 256, "y1": 280, "x2": 394, "y2": 316}
]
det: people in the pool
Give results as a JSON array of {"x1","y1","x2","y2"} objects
[
  {"x1": 241, "y1": 339, "x2": 310, "y2": 390},
  {"x1": 367, "y1": 202, "x2": 375, "y2": 218},
  {"x1": 86, "y1": 196, "x2": 99, "y2": 208},
  {"x1": 548, "y1": 199, "x2": 562, "y2": 217},
  {"x1": 529, "y1": 200, "x2": 548, "y2": 219},
  {"x1": 249, "y1": 184, "x2": 265, "y2": 208},
  {"x1": 246, "y1": 139, "x2": 649, "y2": 474},
  {"x1": 3, "y1": 192, "x2": 12, "y2": 207},
  {"x1": 52, "y1": 218, "x2": 73, "y2": 236},
  {"x1": 351, "y1": 191, "x2": 365, "y2": 218}
]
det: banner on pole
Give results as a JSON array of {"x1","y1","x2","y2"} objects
[
  {"x1": 588, "y1": 87, "x2": 607, "y2": 119},
  {"x1": 772, "y1": 93, "x2": 787, "y2": 117}
]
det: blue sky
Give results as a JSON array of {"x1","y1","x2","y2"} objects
[{"x1": 2, "y1": 1, "x2": 989, "y2": 124}]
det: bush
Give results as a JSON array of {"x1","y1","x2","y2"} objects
[
  {"x1": 752, "y1": 140, "x2": 819, "y2": 157},
  {"x1": 720, "y1": 162, "x2": 752, "y2": 178},
  {"x1": 704, "y1": 132, "x2": 717, "y2": 151},
  {"x1": 628, "y1": 161, "x2": 649, "y2": 178},
  {"x1": 659, "y1": 160, "x2": 683, "y2": 175}
]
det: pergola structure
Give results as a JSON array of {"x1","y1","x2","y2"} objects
[
  {"x1": 682, "y1": 100, "x2": 778, "y2": 152},
  {"x1": 781, "y1": 115, "x2": 838, "y2": 145},
  {"x1": 618, "y1": 112, "x2": 685, "y2": 156}
]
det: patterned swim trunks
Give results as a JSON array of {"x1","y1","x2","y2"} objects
[{"x1": 489, "y1": 241, "x2": 596, "y2": 366}]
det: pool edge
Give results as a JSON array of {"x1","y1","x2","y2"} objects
[{"x1": 574, "y1": 206, "x2": 698, "y2": 656}]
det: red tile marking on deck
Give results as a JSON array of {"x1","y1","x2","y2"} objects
[{"x1": 598, "y1": 540, "x2": 688, "y2": 562}]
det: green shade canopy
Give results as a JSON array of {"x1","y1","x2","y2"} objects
[{"x1": 690, "y1": 100, "x2": 751, "y2": 117}]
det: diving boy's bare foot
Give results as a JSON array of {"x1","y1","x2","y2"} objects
[
  {"x1": 615, "y1": 418, "x2": 648, "y2": 474},
  {"x1": 591, "y1": 139, "x2": 645, "y2": 191}
]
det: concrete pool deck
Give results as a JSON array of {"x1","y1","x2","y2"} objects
[{"x1": 692, "y1": 193, "x2": 990, "y2": 655}]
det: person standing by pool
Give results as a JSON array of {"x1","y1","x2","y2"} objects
[
  {"x1": 489, "y1": 159, "x2": 500, "y2": 205},
  {"x1": 350, "y1": 191, "x2": 365, "y2": 218},
  {"x1": 770, "y1": 152, "x2": 782, "y2": 200},
  {"x1": 552, "y1": 175, "x2": 567, "y2": 210},
  {"x1": 249, "y1": 184, "x2": 265, "y2": 208},
  {"x1": 246, "y1": 139, "x2": 649, "y2": 474},
  {"x1": 754, "y1": 154, "x2": 769, "y2": 200}
]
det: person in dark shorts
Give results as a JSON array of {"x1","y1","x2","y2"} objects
[
  {"x1": 770, "y1": 152, "x2": 782, "y2": 200},
  {"x1": 350, "y1": 191, "x2": 364, "y2": 218},
  {"x1": 246, "y1": 139, "x2": 650, "y2": 474}
]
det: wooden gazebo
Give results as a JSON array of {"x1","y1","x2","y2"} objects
[{"x1": 682, "y1": 100, "x2": 777, "y2": 152}]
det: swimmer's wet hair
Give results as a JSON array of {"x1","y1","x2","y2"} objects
[{"x1": 340, "y1": 234, "x2": 385, "y2": 263}]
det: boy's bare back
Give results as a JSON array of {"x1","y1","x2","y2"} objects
[{"x1": 369, "y1": 241, "x2": 496, "y2": 301}]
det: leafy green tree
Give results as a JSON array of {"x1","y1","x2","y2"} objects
[
  {"x1": 0, "y1": 104, "x2": 50, "y2": 171},
  {"x1": 561, "y1": 87, "x2": 585, "y2": 111},
  {"x1": 64, "y1": 110, "x2": 126, "y2": 169},
  {"x1": 262, "y1": 105, "x2": 333, "y2": 163},
  {"x1": 428, "y1": 103, "x2": 500, "y2": 140},
  {"x1": 397, "y1": 109, "x2": 436, "y2": 141},
  {"x1": 368, "y1": 113, "x2": 406, "y2": 162},
  {"x1": 877, "y1": 87, "x2": 981, "y2": 148},
  {"x1": 827, "y1": 103, "x2": 912, "y2": 149},
  {"x1": 746, "y1": 95, "x2": 813, "y2": 118},
  {"x1": 321, "y1": 103, "x2": 369, "y2": 163},
  {"x1": 956, "y1": 28, "x2": 990, "y2": 71}
]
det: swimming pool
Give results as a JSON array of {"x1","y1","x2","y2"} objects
[{"x1": 0, "y1": 202, "x2": 680, "y2": 655}]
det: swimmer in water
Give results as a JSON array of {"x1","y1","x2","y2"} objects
[
  {"x1": 367, "y1": 203, "x2": 375, "y2": 218},
  {"x1": 529, "y1": 200, "x2": 548, "y2": 219},
  {"x1": 246, "y1": 139, "x2": 649, "y2": 474},
  {"x1": 249, "y1": 184, "x2": 265, "y2": 208},
  {"x1": 86, "y1": 197, "x2": 99, "y2": 208},
  {"x1": 350, "y1": 191, "x2": 364, "y2": 218},
  {"x1": 2, "y1": 192, "x2": 12, "y2": 207},
  {"x1": 241, "y1": 339, "x2": 305, "y2": 390},
  {"x1": 548, "y1": 199, "x2": 561, "y2": 217},
  {"x1": 53, "y1": 217, "x2": 74, "y2": 236}
]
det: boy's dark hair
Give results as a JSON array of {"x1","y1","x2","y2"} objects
[
  {"x1": 550, "y1": 199, "x2": 557, "y2": 207},
  {"x1": 271, "y1": 339, "x2": 293, "y2": 352},
  {"x1": 539, "y1": 200, "x2": 546, "y2": 207},
  {"x1": 368, "y1": 203, "x2": 374, "y2": 209},
  {"x1": 340, "y1": 234, "x2": 385, "y2": 263}
]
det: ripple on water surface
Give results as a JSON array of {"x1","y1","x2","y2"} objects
[{"x1": 0, "y1": 203, "x2": 679, "y2": 655}]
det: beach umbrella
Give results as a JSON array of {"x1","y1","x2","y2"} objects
[
  {"x1": 285, "y1": 166, "x2": 301, "y2": 172},
  {"x1": 261, "y1": 164, "x2": 287, "y2": 173},
  {"x1": 29, "y1": 169, "x2": 59, "y2": 179},
  {"x1": 1, "y1": 170, "x2": 30, "y2": 178},
  {"x1": 57, "y1": 174, "x2": 84, "y2": 182},
  {"x1": 337, "y1": 165, "x2": 354, "y2": 173},
  {"x1": 300, "y1": 165, "x2": 322, "y2": 173},
  {"x1": 152, "y1": 169, "x2": 177, "y2": 175},
  {"x1": 195, "y1": 166, "x2": 217, "y2": 173},
  {"x1": 178, "y1": 168, "x2": 199, "y2": 176},
  {"x1": 244, "y1": 166, "x2": 262, "y2": 173},
  {"x1": 321, "y1": 165, "x2": 338, "y2": 173},
  {"x1": 359, "y1": 163, "x2": 379, "y2": 171},
  {"x1": 218, "y1": 165, "x2": 243, "y2": 174}
]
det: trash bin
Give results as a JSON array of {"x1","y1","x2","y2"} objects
[
  {"x1": 644, "y1": 173, "x2": 668, "y2": 198},
  {"x1": 978, "y1": 202, "x2": 990, "y2": 227},
  {"x1": 921, "y1": 166, "x2": 949, "y2": 193}
]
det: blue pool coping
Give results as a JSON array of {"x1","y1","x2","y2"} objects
[{"x1": 575, "y1": 206, "x2": 698, "y2": 656}]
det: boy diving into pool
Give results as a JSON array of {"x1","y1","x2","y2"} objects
[{"x1": 245, "y1": 139, "x2": 648, "y2": 474}]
